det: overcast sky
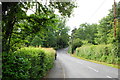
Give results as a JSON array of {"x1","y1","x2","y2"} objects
[
  {"x1": 66, "y1": 0, "x2": 120, "y2": 31},
  {"x1": 27, "y1": 0, "x2": 120, "y2": 33}
]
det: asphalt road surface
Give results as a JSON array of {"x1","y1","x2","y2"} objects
[{"x1": 46, "y1": 48, "x2": 119, "y2": 79}]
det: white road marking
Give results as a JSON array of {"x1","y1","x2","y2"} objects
[
  {"x1": 77, "y1": 62, "x2": 83, "y2": 64},
  {"x1": 88, "y1": 66, "x2": 99, "y2": 72},
  {"x1": 106, "y1": 76, "x2": 112, "y2": 78}
]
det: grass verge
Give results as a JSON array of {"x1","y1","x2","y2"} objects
[{"x1": 70, "y1": 54, "x2": 120, "y2": 69}]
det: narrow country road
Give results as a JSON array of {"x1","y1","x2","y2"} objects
[{"x1": 46, "y1": 48, "x2": 119, "y2": 79}]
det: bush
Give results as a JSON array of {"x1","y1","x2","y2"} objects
[
  {"x1": 2, "y1": 47, "x2": 56, "y2": 80},
  {"x1": 69, "y1": 38, "x2": 83, "y2": 54},
  {"x1": 76, "y1": 44, "x2": 119, "y2": 64}
]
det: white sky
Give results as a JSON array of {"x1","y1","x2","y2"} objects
[
  {"x1": 66, "y1": 0, "x2": 120, "y2": 31},
  {"x1": 27, "y1": 0, "x2": 120, "y2": 33}
]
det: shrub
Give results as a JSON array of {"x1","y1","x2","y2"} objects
[
  {"x1": 69, "y1": 38, "x2": 83, "y2": 54},
  {"x1": 76, "y1": 44, "x2": 119, "y2": 64},
  {"x1": 2, "y1": 47, "x2": 56, "y2": 80}
]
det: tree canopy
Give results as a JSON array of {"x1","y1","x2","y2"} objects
[
  {"x1": 2, "y1": 2, "x2": 77, "y2": 52},
  {"x1": 69, "y1": 1, "x2": 120, "y2": 53}
]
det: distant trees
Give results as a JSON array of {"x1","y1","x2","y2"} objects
[
  {"x1": 55, "y1": 21, "x2": 70, "y2": 49},
  {"x1": 69, "y1": 1, "x2": 120, "y2": 53},
  {"x1": 29, "y1": 20, "x2": 70, "y2": 49},
  {"x1": 74, "y1": 23, "x2": 98, "y2": 44}
]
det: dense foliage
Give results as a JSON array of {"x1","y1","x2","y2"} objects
[
  {"x1": 30, "y1": 20, "x2": 70, "y2": 49},
  {"x1": 2, "y1": 2, "x2": 76, "y2": 52},
  {"x1": 2, "y1": 2, "x2": 76, "y2": 79},
  {"x1": 68, "y1": 38, "x2": 83, "y2": 54},
  {"x1": 68, "y1": 1, "x2": 120, "y2": 65},
  {"x1": 76, "y1": 44, "x2": 119, "y2": 64},
  {"x1": 2, "y1": 47, "x2": 56, "y2": 80}
]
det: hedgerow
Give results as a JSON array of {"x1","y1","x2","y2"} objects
[
  {"x1": 76, "y1": 44, "x2": 119, "y2": 64},
  {"x1": 2, "y1": 47, "x2": 56, "y2": 80}
]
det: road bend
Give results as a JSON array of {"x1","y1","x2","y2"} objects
[{"x1": 46, "y1": 48, "x2": 119, "y2": 79}]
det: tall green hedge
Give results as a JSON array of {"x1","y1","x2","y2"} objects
[
  {"x1": 76, "y1": 44, "x2": 119, "y2": 64},
  {"x1": 2, "y1": 47, "x2": 56, "y2": 80}
]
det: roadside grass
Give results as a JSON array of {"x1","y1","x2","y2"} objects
[{"x1": 70, "y1": 54, "x2": 120, "y2": 69}]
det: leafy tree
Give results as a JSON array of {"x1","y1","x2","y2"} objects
[
  {"x1": 31, "y1": 36, "x2": 43, "y2": 47},
  {"x1": 70, "y1": 38, "x2": 83, "y2": 53},
  {"x1": 95, "y1": 1, "x2": 120, "y2": 44},
  {"x1": 55, "y1": 21, "x2": 70, "y2": 49},
  {"x1": 2, "y1": 2, "x2": 30, "y2": 52},
  {"x1": 68, "y1": 1, "x2": 120, "y2": 59},
  {"x1": 95, "y1": 13, "x2": 113, "y2": 44},
  {"x1": 2, "y1": 2, "x2": 76, "y2": 52},
  {"x1": 49, "y1": 2, "x2": 77, "y2": 17},
  {"x1": 71, "y1": 23, "x2": 98, "y2": 45},
  {"x1": 29, "y1": 19, "x2": 70, "y2": 49}
]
